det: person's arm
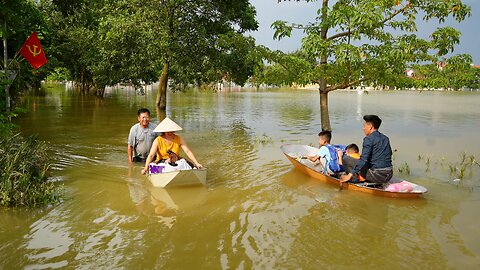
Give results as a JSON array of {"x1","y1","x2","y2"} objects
[
  {"x1": 141, "y1": 139, "x2": 159, "y2": 174},
  {"x1": 352, "y1": 136, "x2": 372, "y2": 175},
  {"x1": 127, "y1": 125, "x2": 136, "y2": 163},
  {"x1": 337, "y1": 150, "x2": 344, "y2": 165},
  {"x1": 179, "y1": 136, "x2": 203, "y2": 169},
  {"x1": 128, "y1": 145, "x2": 134, "y2": 164},
  {"x1": 308, "y1": 146, "x2": 327, "y2": 163}
]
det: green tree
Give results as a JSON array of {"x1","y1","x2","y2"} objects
[
  {"x1": 99, "y1": 0, "x2": 258, "y2": 118},
  {"x1": 471, "y1": 67, "x2": 480, "y2": 90},
  {"x1": 43, "y1": 0, "x2": 94, "y2": 93},
  {"x1": 45, "y1": 0, "x2": 161, "y2": 95},
  {"x1": 212, "y1": 33, "x2": 262, "y2": 87},
  {"x1": 252, "y1": 49, "x2": 316, "y2": 87},
  {"x1": 1, "y1": 0, "x2": 46, "y2": 114},
  {"x1": 443, "y1": 54, "x2": 474, "y2": 90},
  {"x1": 45, "y1": 0, "x2": 259, "y2": 109},
  {"x1": 272, "y1": 0, "x2": 471, "y2": 131}
]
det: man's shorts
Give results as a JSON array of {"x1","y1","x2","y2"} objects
[
  {"x1": 132, "y1": 156, "x2": 146, "y2": 163},
  {"x1": 364, "y1": 167, "x2": 393, "y2": 183}
]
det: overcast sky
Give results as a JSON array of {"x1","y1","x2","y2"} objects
[{"x1": 249, "y1": 0, "x2": 480, "y2": 65}]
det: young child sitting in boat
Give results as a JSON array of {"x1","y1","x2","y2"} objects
[
  {"x1": 306, "y1": 131, "x2": 344, "y2": 176},
  {"x1": 163, "y1": 150, "x2": 192, "y2": 172},
  {"x1": 338, "y1": 143, "x2": 365, "y2": 182},
  {"x1": 148, "y1": 150, "x2": 193, "y2": 174}
]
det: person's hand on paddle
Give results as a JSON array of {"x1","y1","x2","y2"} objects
[
  {"x1": 195, "y1": 163, "x2": 204, "y2": 169},
  {"x1": 141, "y1": 168, "x2": 148, "y2": 175}
]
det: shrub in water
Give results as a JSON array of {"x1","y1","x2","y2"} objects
[{"x1": 0, "y1": 133, "x2": 61, "y2": 207}]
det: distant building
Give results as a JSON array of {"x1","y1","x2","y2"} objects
[
  {"x1": 405, "y1": 69, "x2": 415, "y2": 77},
  {"x1": 436, "y1": 61, "x2": 447, "y2": 70}
]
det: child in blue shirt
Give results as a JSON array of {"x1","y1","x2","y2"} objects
[{"x1": 307, "y1": 131, "x2": 344, "y2": 175}]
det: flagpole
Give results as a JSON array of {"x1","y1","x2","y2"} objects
[{"x1": 11, "y1": 32, "x2": 30, "y2": 65}]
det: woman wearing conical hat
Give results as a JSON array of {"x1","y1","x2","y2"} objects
[{"x1": 141, "y1": 117, "x2": 203, "y2": 174}]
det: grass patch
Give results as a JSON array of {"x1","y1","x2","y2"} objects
[
  {"x1": 1, "y1": 133, "x2": 62, "y2": 207},
  {"x1": 253, "y1": 133, "x2": 273, "y2": 146},
  {"x1": 397, "y1": 162, "x2": 411, "y2": 175}
]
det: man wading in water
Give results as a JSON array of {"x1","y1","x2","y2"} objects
[{"x1": 128, "y1": 108, "x2": 157, "y2": 163}]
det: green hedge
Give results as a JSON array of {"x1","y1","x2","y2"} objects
[{"x1": 0, "y1": 133, "x2": 62, "y2": 207}]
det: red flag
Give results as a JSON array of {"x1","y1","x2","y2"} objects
[{"x1": 19, "y1": 32, "x2": 48, "y2": 70}]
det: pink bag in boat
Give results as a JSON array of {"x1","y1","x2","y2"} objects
[{"x1": 385, "y1": 181, "x2": 413, "y2": 192}]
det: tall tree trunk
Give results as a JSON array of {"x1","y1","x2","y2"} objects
[
  {"x1": 156, "y1": 61, "x2": 169, "y2": 120},
  {"x1": 95, "y1": 87, "x2": 105, "y2": 97},
  {"x1": 318, "y1": 0, "x2": 331, "y2": 131},
  {"x1": 318, "y1": 79, "x2": 331, "y2": 132}
]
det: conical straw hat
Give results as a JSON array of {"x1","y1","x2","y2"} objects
[{"x1": 154, "y1": 117, "x2": 183, "y2": 133}]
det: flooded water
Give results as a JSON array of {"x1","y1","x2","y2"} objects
[{"x1": 2, "y1": 85, "x2": 480, "y2": 269}]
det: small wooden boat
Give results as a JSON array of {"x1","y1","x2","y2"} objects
[
  {"x1": 281, "y1": 145, "x2": 428, "y2": 198},
  {"x1": 148, "y1": 169, "x2": 207, "y2": 188}
]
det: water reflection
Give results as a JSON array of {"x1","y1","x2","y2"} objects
[
  {"x1": 24, "y1": 210, "x2": 72, "y2": 269},
  {"x1": 127, "y1": 176, "x2": 209, "y2": 229},
  {"x1": 356, "y1": 89, "x2": 363, "y2": 120}
]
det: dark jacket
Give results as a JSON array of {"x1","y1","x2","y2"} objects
[{"x1": 353, "y1": 130, "x2": 392, "y2": 174}]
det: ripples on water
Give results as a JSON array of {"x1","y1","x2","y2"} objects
[{"x1": 2, "y1": 87, "x2": 480, "y2": 269}]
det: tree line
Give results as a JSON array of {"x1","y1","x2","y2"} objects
[
  {"x1": 2, "y1": 0, "x2": 262, "y2": 118},
  {"x1": 253, "y1": 51, "x2": 479, "y2": 91}
]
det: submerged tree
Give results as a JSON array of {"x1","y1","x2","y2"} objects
[
  {"x1": 44, "y1": 0, "x2": 259, "y2": 106},
  {"x1": 98, "y1": 0, "x2": 258, "y2": 119},
  {"x1": 152, "y1": 0, "x2": 258, "y2": 118},
  {"x1": 272, "y1": 0, "x2": 471, "y2": 131}
]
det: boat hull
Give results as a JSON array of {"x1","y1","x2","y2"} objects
[
  {"x1": 148, "y1": 169, "x2": 207, "y2": 188},
  {"x1": 281, "y1": 145, "x2": 427, "y2": 198}
]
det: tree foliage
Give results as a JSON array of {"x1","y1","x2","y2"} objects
[
  {"x1": 271, "y1": 0, "x2": 472, "y2": 131},
  {"x1": 1, "y1": 0, "x2": 47, "y2": 111},
  {"x1": 41, "y1": 0, "x2": 260, "y2": 118},
  {"x1": 98, "y1": 0, "x2": 260, "y2": 116}
]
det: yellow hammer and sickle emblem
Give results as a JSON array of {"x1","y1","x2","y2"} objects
[{"x1": 26, "y1": 45, "x2": 42, "y2": 57}]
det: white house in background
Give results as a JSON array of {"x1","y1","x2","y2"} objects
[{"x1": 405, "y1": 69, "x2": 414, "y2": 78}]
